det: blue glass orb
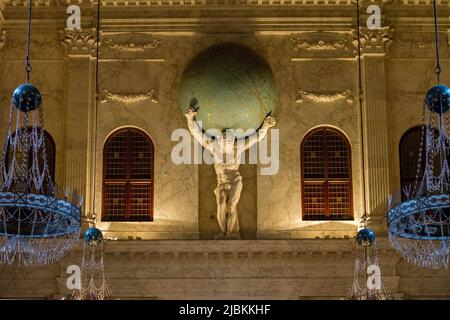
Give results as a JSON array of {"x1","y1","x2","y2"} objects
[
  {"x1": 356, "y1": 228, "x2": 376, "y2": 247},
  {"x1": 425, "y1": 84, "x2": 450, "y2": 114},
  {"x1": 12, "y1": 84, "x2": 42, "y2": 112},
  {"x1": 179, "y1": 43, "x2": 277, "y2": 139},
  {"x1": 83, "y1": 227, "x2": 103, "y2": 246}
]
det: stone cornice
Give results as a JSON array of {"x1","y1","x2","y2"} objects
[
  {"x1": 2, "y1": 0, "x2": 449, "y2": 6},
  {"x1": 62, "y1": 238, "x2": 399, "y2": 261}
]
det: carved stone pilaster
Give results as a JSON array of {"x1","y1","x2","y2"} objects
[
  {"x1": 60, "y1": 28, "x2": 97, "y2": 219},
  {"x1": 60, "y1": 28, "x2": 97, "y2": 56},
  {"x1": 448, "y1": 29, "x2": 450, "y2": 48},
  {"x1": 356, "y1": 27, "x2": 393, "y2": 234},
  {"x1": 0, "y1": 29, "x2": 5, "y2": 54},
  {"x1": 355, "y1": 27, "x2": 394, "y2": 55}
]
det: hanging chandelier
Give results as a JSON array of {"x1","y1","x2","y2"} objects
[
  {"x1": 348, "y1": 228, "x2": 390, "y2": 300},
  {"x1": 0, "y1": 0, "x2": 81, "y2": 266},
  {"x1": 72, "y1": 214, "x2": 111, "y2": 300},
  {"x1": 387, "y1": 0, "x2": 450, "y2": 269}
]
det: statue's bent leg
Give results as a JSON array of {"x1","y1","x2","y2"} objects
[
  {"x1": 227, "y1": 178, "x2": 243, "y2": 236},
  {"x1": 214, "y1": 185, "x2": 227, "y2": 235}
]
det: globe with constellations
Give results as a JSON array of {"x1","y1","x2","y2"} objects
[{"x1": 179, "y1": 43, "x2": 277, "y2": 138}]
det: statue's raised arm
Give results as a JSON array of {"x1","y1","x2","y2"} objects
[
  {"x1": 243, "y1": 115, "x2": 276, "y2": 151},
  {"x1": 185, "y1": 107, "x2": 211, "y2": 150}
]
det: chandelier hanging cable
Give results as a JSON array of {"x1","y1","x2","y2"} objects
[
  {"x1": 0, "y1": 0, "x2": 81, "y2": 266},
  {"x1": 72, "y1": 1, "x2": 111, "y2": 300},
  {"x1": 347, "y1": 0, "x2": 389, "y2": 300},
  {"x1": 387, "y1": 0, "x2": 450, "y2": 269}
]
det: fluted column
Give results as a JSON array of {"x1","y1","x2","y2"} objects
[
  {"x1": 359, "y1": 27, "x2": 393, "y2": 234},
  {"x1": 60, "y1": 28, "x2": 97, "y2": 220}
]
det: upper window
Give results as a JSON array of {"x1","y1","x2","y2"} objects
[
  {"x1": 102, "y1": 128, "x2": 154, "y2": 222},
  {"x1": 398, "y1": 126, "x2": 442, "y2": 200},
  {"x1": 301, "y1": 127, "x2": 353, "y2": 220},
  {"x1": 399, "y1": 127, "x2": 423, "y2": 199}
]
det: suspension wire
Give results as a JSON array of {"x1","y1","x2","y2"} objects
[
  {"x1": 356, "y1": 0, "x2": 368, "y2": 229},
  {"x1": 25, "y1": 0, "x2": 32, "y2": 83},
  {"x1": 91, "y1": 0, "x2": 101, "y2": 227},
  {"x1": 95, "y1": 1, "x2": 100, "y2": 98},
  {"x1": 433, "y1": 0, "x2": 441, "y2": 84}
]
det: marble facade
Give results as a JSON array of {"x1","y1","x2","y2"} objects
[{"x1": 0, "y1": 0, "x2": 449, "y2": 299}]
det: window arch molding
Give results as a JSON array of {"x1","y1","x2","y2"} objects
[
  {"x1": 102, "y1": 127, "x2": 154, "y2": 222},
  {"x1": 300, "y1": 126, "x2": 353, "y2": 220}
]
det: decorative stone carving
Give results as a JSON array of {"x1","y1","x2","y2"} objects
[
  {"x1": 448, "y1": 29, "x2": 450, "y2": 47},
  {"x1": 292, "y1": 38, "x2": 350, "y2": 52},
  {"x1": 60, "y1": 28, "x2": 97, "y2": 56},
  {"x1": 291, "y1": 32, "x2": 354, "y2": 57},
  {"x1": 103, "y1": 37, "x2": 161, "y2": 53},
  {"x1": 296, "y1": 89, "x2": 354, "y2": 104},
  {"x1": 99, "y1": 89, "x2": 159, "y2": 104},
  {"x1": 356, "y1": 27, "x2": 394, "y2": 54}
]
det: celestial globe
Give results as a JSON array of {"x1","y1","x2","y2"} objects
[
  {"x1": 83, "y1": 227, "x2": 103, "y2": 247},
  {"x1": 356, "y1": 228, "x2": 376, "y2": 247},
  {"x1": 179, "y1": 43, "x2": 277, "y2": 139},
  {"x1": 425, "y1": 84, "x2": 450, "y2": 114},
  {"x1": 12, "y1": 84, "x2": 42, "y2": 112}
]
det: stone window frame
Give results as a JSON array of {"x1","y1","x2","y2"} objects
[
  {"x1": 102, "y1": 127, "x2": 154, "y2": 222},
  {"x1": 301, "y1": 126, "x2": 353, "y2": 221}
]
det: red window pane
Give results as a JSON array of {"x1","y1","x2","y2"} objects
[
  {"x1": 104, "y1": 131, "x2": 128, "y2": 180},
  {"x1": 129, "y1": 183, "x2": 152, "y2": 221},
  {"x1": 301, "y1": 128, "x2": 353, "y2": 220},
  {"x1": 104, "y1": 183, "x2": 127, "y2": 221},
  {"x1": 302, "y1": 182, "x2": 326, "y2": 219},
  {"x1": 303, "y1": 131, "x2": 325, "y2": 179},
  {"x1": 130, "y1": 131, "x2": 153, "y2": 180},
  {"x1": 102, "y1": 128, "x2": 153, "y2": 222},
  {"x1": 327, "y1": 131, "x2": 350, "y2": 179}
]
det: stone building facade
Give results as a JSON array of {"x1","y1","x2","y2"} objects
[{"x1": 0, "y1": 0, "x2": 449, "y2": 299}]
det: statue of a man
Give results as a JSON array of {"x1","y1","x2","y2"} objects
[{"x1": 185, "y1": 107, "x2": 276, "y2": 238}]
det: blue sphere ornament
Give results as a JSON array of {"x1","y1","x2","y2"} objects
[
  {"x1": 12, "y1": 84, "x2": 42, "y2": 112},
  {"x1": 83, "y1": 227, "x2": 103, "y2": 246},
  {"x1": 179, "y1": 43, "x2": 277, "y2": 139},
  {"x1": 356, "y1": 228, "x2": 376, "y2": 247},
  {"x1": 425, "y1": 84, "x2": 450, "y2": 114}
]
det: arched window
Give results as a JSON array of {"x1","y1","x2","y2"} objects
[
  {"x1": 102, "y1": 128, "x2": 154, "y2": 222},
  {"x1": 5, "y1": 128, "x2": 55, "y2": 193},
  {"x1": 399, "y1": 127, "x2": 423, "y2": 199},
  {"x1": 398, "y1": 126, "x2": 444, "y2": 198},
  {"x1": 301, "y1": 127, "x2": 353, "y2": 220}
]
